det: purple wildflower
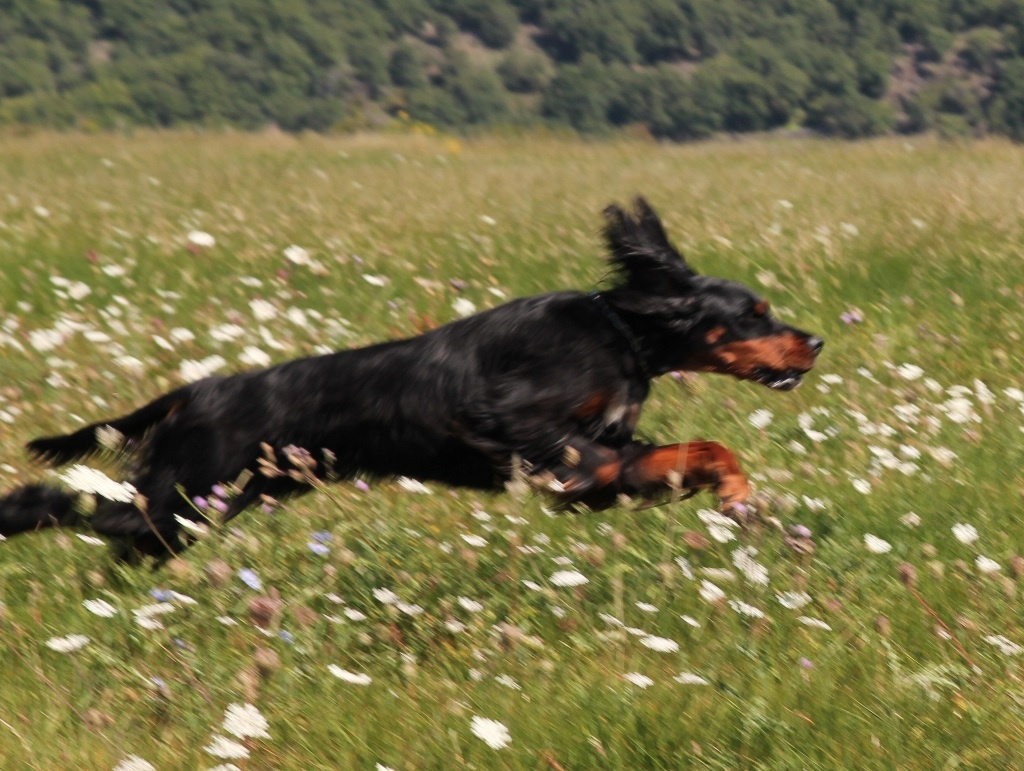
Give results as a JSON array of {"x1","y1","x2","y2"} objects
[
  {"x1": 279, "y1": 630, "x2": 294, "y2": 644},
  {"x1": 354, "y1": 480, "x2": 370, "y2": 492},
  {"x1": 308, "y1": 542, "x2": 330, "y2": 556},
  {"x1": 788, "y1": 524, "x2": 813, "y2": 539},
  {"x1": 193, "y1": 496, "x2": 208, "y2": 511},
  {"x1": 209, "y1": 497, "x2": 229, "y2": 514},
  {"x1": 211, "y1": 484, "x2": 227, "y2": 498},
  {"x1": 150, "y1": 588, "x2": 174, "y2": 602},
  {"x1": 238, "y1": 568, "x2": 262, "y2": 591}
]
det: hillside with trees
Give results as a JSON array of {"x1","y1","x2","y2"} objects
[{"x1": 4, "y1": 0, "x2": 1024, "y2": 140}]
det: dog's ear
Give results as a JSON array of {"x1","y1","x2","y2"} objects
[{"x1": 603, "y1": 197, "x2": 696, "y2": 293}]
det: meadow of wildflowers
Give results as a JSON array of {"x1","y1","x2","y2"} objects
[{"x1": 1, "y1": 131, "x2": 1024, "y2": 767}]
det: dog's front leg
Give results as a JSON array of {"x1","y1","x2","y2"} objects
[
  {"x1": 618, "y1": 441, "x2": 750, "y2": 514},
  {"x1": 545, "y1": 440, "x2": 750, "y2": 515}
]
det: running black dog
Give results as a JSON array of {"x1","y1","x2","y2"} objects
[{"x1": 0, "y1": 197, "x2": 822, "y2": 556}]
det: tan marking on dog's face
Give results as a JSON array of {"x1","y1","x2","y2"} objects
[
  {"x1": 705, "y1": 326, "x2": 727, "y2": 345},
  {"x1": 687, "y1": 332, "x2": 820, "y2": 379}
]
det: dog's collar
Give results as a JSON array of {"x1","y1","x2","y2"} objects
[{"x1": 588, "y1": 291, "x2": 653, "y2": 381}]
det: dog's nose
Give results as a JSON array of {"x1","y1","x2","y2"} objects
[{"x1": 807, "y1": 336, "x2": 824, "y2": 355}]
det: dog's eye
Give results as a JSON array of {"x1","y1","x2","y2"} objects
[{"x1": 750, "y1": 301, "x2": 769, "y2": 318}]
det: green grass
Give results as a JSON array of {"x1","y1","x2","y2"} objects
[{"x1": 2, "y1": 130, "x2": 1024, "y2": 768}]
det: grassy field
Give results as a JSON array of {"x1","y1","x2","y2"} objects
[{"x1": 2, "y1": 130, "x2": 1024, "y2": 769}]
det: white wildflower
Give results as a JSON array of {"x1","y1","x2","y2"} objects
[
  {"x1": 452, "y1": 298, "x2": 477, "y2": 317},
  {"x1": 283, "y1": 245, "x2": 311, "y2": 266},
  {"x1": 852, "y1": 478, "x2": 872, "y2": 495},
  {"x1": 698, "y1": 580, "x2": 726, "y2": 603},
  {"x1": 635, "y1": 602, "x2": 658, "y2": 613},
  {"x1": 985, "y1": 634, "x2": 1024, "y2": 656},
  {"x1": 174, "y1": 514, "x2": 210, "y2": 537},
  {"x1": 776, "y1": 591, "x2": 812, "y2": 610},
  {"x1": 1004, "y1": 387, "x2": 1024, "y2": 402},
  {"x1": 975, "y1": 555, "x2": 1001, "y2": 574},
  {"x1": 900, "y1": 512, "x2": 921, "y2": 527},
  {"x1": 952, "y1": 523, "x2": 979, "y2": 545},
  {"x1": 639, "y1": 635, "x2": 679, "y2": 653},
  {"x1": 328, "y1": 665, "x2": 372, "y2": 685},
  {"x1": 728, "y1": 600, "x2": 765, "y2": 619},
  {"x1": 458, "y1": 597, "x2": 484, "y2": 613},
  {"x1": 863, "y1": 534, "x2": 892, "y2": 554},
  {"x1": 460, "y1": 533, "x2": 487, "y2": 548},
  {"x1": 239, "y1": 346, "x2": 270, "y2": 368},
  {"x1": 748, "y1": 409, "x2": 773, "y2": 430},
  {"x1": 249, "y1": 299, "x2": 277, "y2": 321},
  {"x1": 943, "y1": 397, "x2": 978, "y2": 424},
  {"x1": 203, "y1": 736, "x2": 249, "y2": 760},
  {"x1": 697, "y1": 508, "x2": 739, "y2": 543},
  {"x1": 622, "y1": 672, "x2": 654, "y2": 688},
  {"x1": 550, "y1": 570, "x2": 588, "y2": 587},
  {"x1": 397, "y1": 477, "x2": 431, "y2": 494},
  {"x1": 495, "y1": 674, "x2": 521, "y2": 690},
  {"x1": 373, "y1": 588, "x2": 399, "y2": 605},
  {"x1": 179, "y1": 354, "x2": 227, "y2": 382},
  {"x1": 798, "y1": 616, "x2": 832, "y2": 630},
  {"x1": 221, "y1": 702, "x2": 270, "y2": 740},
  {"x1": 895, "y1": 363, "x2": 924, "y2": 380},
  {"x1": 112, "y1": 756, "x2": 155, "y2": 771},
  {"x1": 470, "y1": 716, "x2": 511, "y2": 749},
  {"x1": 674, "y1": 672, "x2": 710, "y2": 685},
  {"x1": 362, "y1": 273, "x2": 388, "y2": 286},
  {"x1": 59, "y1": 465, "x2": 136, "y2": 503},
  {"x1": 83, "y1": 599, "x2": 117, "y2": 618},
  {"x1": 732, "y1": 546, "x2": 769, "y2": 586},
  {"x1": 187, "y1": 230, "x2": 215, "y2": 248},
  {"x1": 45, "y1": 634, "x2": 90, "y2": 653}
]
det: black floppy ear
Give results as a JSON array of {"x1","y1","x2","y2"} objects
[{"x1": 602, "y1": 197, "x2": 696, "y2": 292}]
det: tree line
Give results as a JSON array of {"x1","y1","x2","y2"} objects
[{"x1": 4, "y1": 0, "x2": 1024, "y2": 140}]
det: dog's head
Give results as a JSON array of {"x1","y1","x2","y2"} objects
[{"x1": 602, "y1": 197, "x2": 822, "y2": 390}]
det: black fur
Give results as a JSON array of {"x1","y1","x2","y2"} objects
[{"x1": 1, "y1": 197, "x2": 822, "y2": 557}]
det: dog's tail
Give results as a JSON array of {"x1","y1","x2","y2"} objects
[
  {"x1": 0, "y1": 483, "x2": 80, "y2": 537},
  {"x1": 26, "y1": 388, "x2": 191, "y2": 466}
]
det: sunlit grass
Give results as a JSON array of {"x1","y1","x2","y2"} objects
[{"x1": 2, "y1": 131, "x2": 1024, "y2": 767}]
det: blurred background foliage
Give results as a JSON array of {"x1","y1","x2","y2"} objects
[{"x1": 5, "y1": 0, "x2": 1024, "y2": 140}]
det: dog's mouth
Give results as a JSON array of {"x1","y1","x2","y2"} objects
[{"x1": 753, "y1": 367, "x2": 806, "y2": 391}]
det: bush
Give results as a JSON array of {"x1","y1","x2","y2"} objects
[{"x1": 497, "y1": 49, "x2": 552, "y2": 93}]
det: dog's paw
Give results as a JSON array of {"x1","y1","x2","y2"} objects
[{"x1": 717, "y1": 473, "x2": 752, "y2": 523}]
